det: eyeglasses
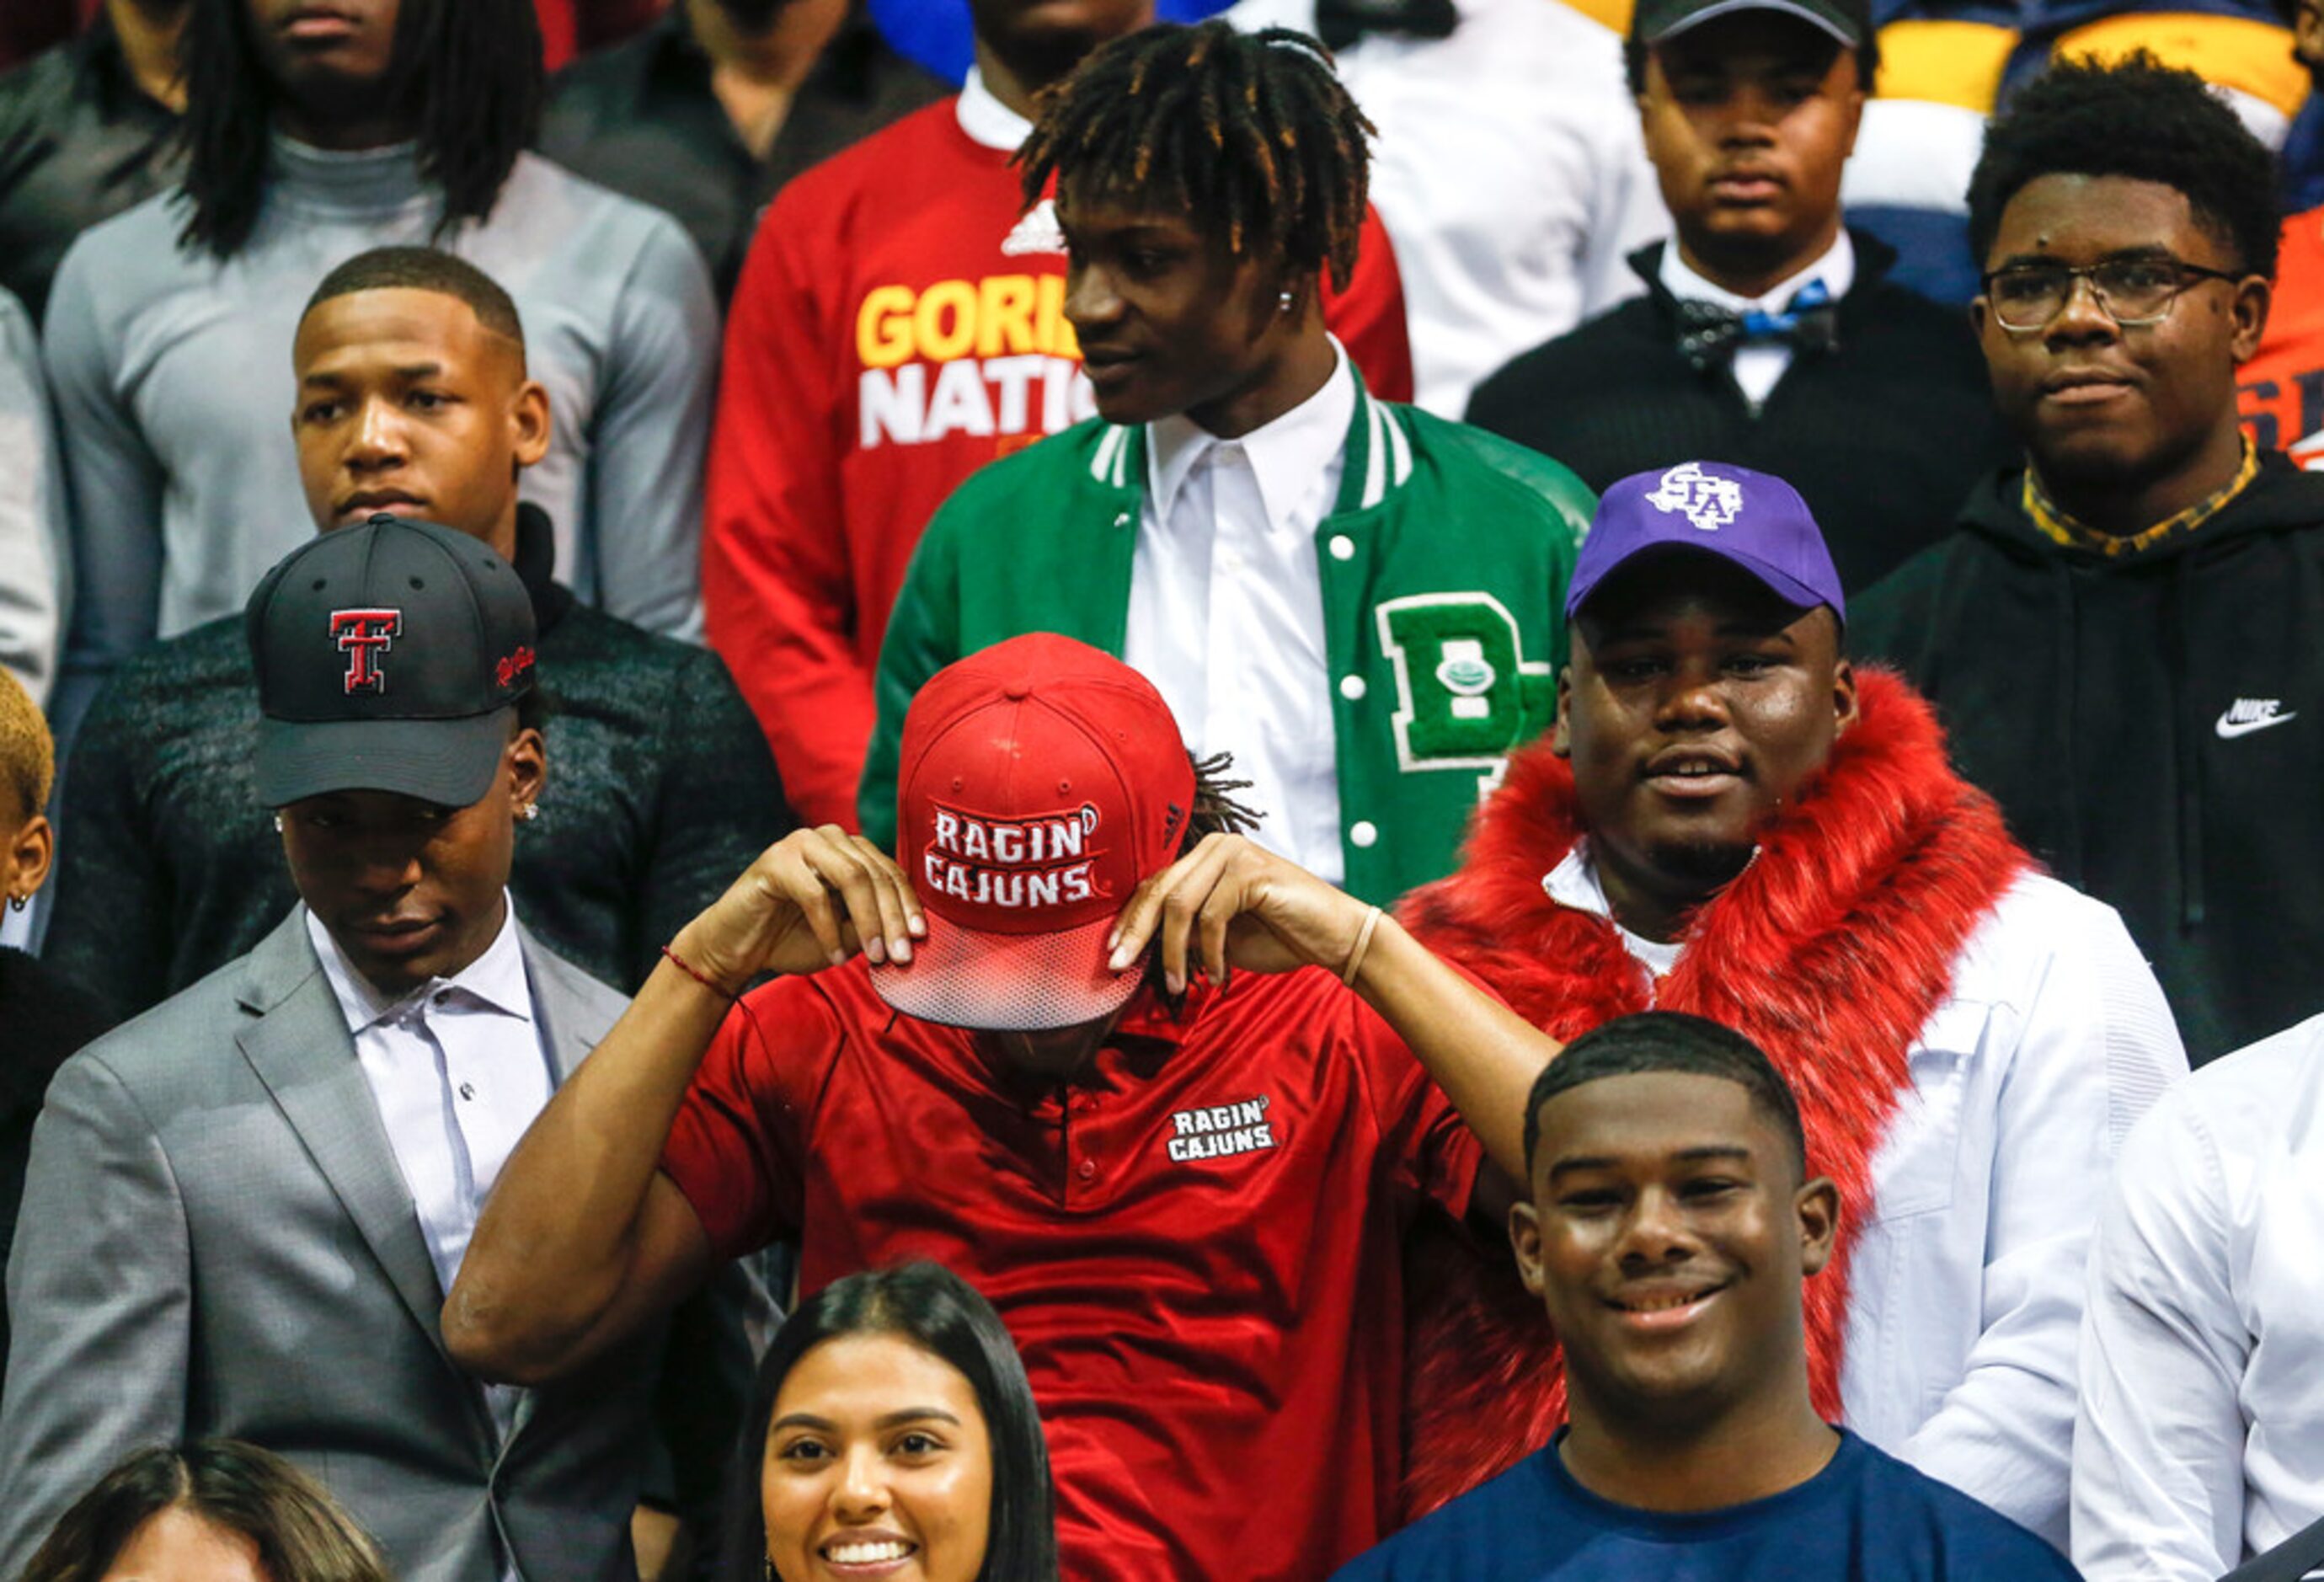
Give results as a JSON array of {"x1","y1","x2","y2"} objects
[{"x1": 1979, "y1": 256, "x2": 2245, "y2": 331}]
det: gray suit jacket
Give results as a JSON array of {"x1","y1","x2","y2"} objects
[{"x1": 0, "y1": 909, "x2": 659, "y2": 1580}]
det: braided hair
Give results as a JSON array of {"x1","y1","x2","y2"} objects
[{"x1": 1016, "y1": 20, "x2": 1373, "y2": 291}]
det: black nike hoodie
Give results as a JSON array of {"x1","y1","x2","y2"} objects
[{"x1": 1856, "y1": 453, "x2": 2324, "y2": 1065}]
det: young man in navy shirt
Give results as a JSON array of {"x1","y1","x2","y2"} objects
[{"x1": 1334, "y1": 1012, "x2": 2079, "y2": 1580}]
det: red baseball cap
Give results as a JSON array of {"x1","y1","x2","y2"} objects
[{"x1": 869, "y1": 633, "x2": 1197, "y2": 1031}]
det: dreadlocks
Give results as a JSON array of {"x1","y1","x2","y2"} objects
[
  {"x1": 1016, "y1": 21, "x2": 1373, "y2": 291},
  {"x1": 1183, "y1": 750, "x2": 1262, "y2": 852},
  {"x1": 177, "y1": 0, "x2": 543, "y2": 260}
]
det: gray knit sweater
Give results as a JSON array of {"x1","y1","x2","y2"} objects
[
  {"x1": 42, "y1": 136, "x2": 718, "y2": 728},
  {"x1": 46, "y1": 508, "x2": 788, "y2": 1013}
]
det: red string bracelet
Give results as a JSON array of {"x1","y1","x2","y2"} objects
[{"x1": 660, "y1": 943, "x2": 738, "y2": 1002}]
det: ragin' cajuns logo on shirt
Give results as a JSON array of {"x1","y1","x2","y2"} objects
[
  {"x1": 921, "y1": 800, "x2": 1106, "y2": 911},
  {"x1": 1163, "y1": 1095, "x2": 1279, "y2": 1163}
]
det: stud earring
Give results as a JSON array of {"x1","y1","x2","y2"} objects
[
  {"x1": 520, "y1": 804, "x2": 539, "y2": 822},
  {"x1": 1278, "y1": 289, "x2": 1296, "y2": 313}
]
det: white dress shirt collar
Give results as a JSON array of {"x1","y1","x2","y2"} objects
[
  {"x1": 1659, "y1": 229, "x2": 1857, "y2": 317},
  {"x1": 1146, "y1": 339, "x2": 1355, "y2": 530},
  {"x1": 307, "y1": 897, "x2": 533, "y2": 1036},
  {"x1": 956, "y1": 66, "x2": 1033, "y2": 153},
  {"x1": 1543, "y1": 842, "x2": 1686, "y2": 979}
]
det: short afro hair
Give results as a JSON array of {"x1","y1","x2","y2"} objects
[
  {"x1": 1967, "y1": 51, "x2": 2281, "y2": 281},
  {"x1": 301, "y1": 246, "x2": 528, "y2": 354},
  {"x1": 1521, "y1": 1012, "x2": 1808, "y2": 1184}
]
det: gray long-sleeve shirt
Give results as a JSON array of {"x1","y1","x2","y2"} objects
[
  {"x1": 0, "y1": 286, "x2": 63, "y2": 707},
  {"x1": 42, "y1": 136, "x2": 716, "y2": 723}
]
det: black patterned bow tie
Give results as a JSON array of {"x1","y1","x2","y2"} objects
[{"x1": 1675, "y1": 280, "x2": 1840, "y2": 371}]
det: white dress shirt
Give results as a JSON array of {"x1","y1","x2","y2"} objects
[
  {"x1": 1124, "y1": 345, "x2": 1354, "y2": 880},
  {"x1": 307, "y1": 898, "x2": 554, "y2": 1456},
  {"x1": 1659, "y1": 230, "x2": 1856, "y2": 410},
  {"x1": 954, "y1": 63, "x2": 1028, "y2": 152},
  {"x1": 1226, "y1": 0, "x2": 1670, "y2": 415},
  {"x1": 1547, "y1": 847, "x2": 2188, "y2": 1547},
  {"x1": 2076, "y1": 1014, "x2": 2324, "y2": 1580}
]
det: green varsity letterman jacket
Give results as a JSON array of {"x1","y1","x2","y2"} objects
[{"x1": 858, "y1": 377, "x2": 1594, "y2": 905}]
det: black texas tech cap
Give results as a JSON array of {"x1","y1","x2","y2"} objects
[{"x1": 245, "y1": 514, "x2": 537, "y2": 809}]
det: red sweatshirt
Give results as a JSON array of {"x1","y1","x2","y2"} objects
[{"x1": 704, "y1": 86, "x2": 1416, "y2": 828}]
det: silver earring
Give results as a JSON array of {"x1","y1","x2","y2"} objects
[
  {"x1": 273, "y1": 813, "x2": 286, "y2": 833},
  {"x1": 520, "y1": 804, "x2": 539, "y2": 822},
  {"x1": 1279, "y1": 289, "x2": 1296, "y2": 313},
  {"x1": 7, "y1": 894, "x2": 24, "y2": 913}
]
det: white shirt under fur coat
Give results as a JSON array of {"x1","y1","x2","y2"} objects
[
  {"x1": 1398, "y1": 672, "x2": 2187, "y2": 1547},
  {"x1": 2076, "y1": 1013, "x2": 2324, "y2": 1578}
]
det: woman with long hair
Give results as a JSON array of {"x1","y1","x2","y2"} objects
[
  {"x1": 724, "y1": 1262, "x2": 1060, "y2": 1582},
  {"x1": 19, "y1": 1439, "x2": 391, "y2": 1582}
]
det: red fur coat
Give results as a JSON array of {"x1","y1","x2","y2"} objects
[{"x1": 1395, "y1": 670, "x2": 2027, "y2": 1518}]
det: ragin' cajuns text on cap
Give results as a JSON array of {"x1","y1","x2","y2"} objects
[{"x1": 869, "y1": 633, "x2": 1197, "y2": 1032}]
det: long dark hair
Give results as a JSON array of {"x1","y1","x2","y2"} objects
[
  {"x1": 176, "y1": 0, "x2": 543, "y2": 259},
  {"x1": 721, "y1": 1262, "x2": 1061, "y2": 1582},
  {"x1": 19, "y1": 1440, "x2": 393, "y2": 1582}
]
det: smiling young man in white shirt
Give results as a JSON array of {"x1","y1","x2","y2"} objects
[{"x1": 1402, "y1": 461, "x2": 2187, "y2": 1544}]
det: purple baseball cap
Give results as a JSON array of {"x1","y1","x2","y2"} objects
[{"x1": 1565, "y1": 462, "x2": 1846, "y2": 626}]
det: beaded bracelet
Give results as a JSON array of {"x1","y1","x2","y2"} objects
[{"x1": 660, "y1": 943, "x2": 738, "y2": 1002}]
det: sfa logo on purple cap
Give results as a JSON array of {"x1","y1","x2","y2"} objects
[{"x1": 1644, "y1": 462, "x2": 1744, "y2": 533}]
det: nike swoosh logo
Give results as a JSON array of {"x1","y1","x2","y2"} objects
[{"x1": 2217, "y1": 709, "x2": 2298, "y2": 739}]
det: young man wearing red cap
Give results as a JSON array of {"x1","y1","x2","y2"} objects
[
  {"x1": 1395, "y1": 460, "x2": 2186, "y2": 1548},
  {"x1": 447, "y1": 630, "x2": 1564, "y2": 1581}
]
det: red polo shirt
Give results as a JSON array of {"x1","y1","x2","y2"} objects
[{"x1": 660, "y1": 958, "x2": 1482, "y2": 1582}]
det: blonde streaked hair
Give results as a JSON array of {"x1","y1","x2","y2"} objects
[{"x1": 0, "y1": 668, "x2": 53, "y2": 825}]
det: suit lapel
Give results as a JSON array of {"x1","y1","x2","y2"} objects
[
  {"x1": 231, "y1": 913, "x2": 490, "y2": 1443},
  {"x1": 521, "y1": 926, "x2": 615, "y2": 1087}
]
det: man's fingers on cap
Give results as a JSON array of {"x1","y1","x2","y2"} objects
[
  {"x1": 848, "y1": 835, "x2": 927, "y2": 936},
  {"x1": 785, "y1": 846, "x2": 855, "y2": 965},
  {"x1": 1109, "y1": 863, "x2": 1186, "y2": 970},
  {"x1": 1196, "y1": 883, "x2": 1242, "y2": 991},
  {"x1": 1157, "y1": 839, "x2": 1235, "y2": 995},
  {"x1": 802, "y1": 836, "x2": 890, "y2": 965}
]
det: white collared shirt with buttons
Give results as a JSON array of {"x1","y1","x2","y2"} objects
[
  {"x1": 2076, "y1": 1013, "x2": 2324, "y2": 1580},
  {"x1": 307, "y1": 896, "x2": 554, "y2": 1465},
  {"x1": 1659, "y1": 229, "x2": 1856, "y2": 410},
  {"x1": 1124, "y1": 341, "x2": 1354, "y2": 881},
  {"x1": 1545, "y1": 842, "x2": 2188, "y2": 1547}
]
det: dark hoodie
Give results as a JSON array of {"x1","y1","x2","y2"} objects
[{"x1": 1855, "y1": 454, "x2": 2324, "y2": 1064}]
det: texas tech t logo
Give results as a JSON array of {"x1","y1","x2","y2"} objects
[
  {"x1": 331, "y1": 608, "x2": 402, "y2": 695},
  {"x1": 1376, "y1": 594, "x2": 1555, "y2": 790}
]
